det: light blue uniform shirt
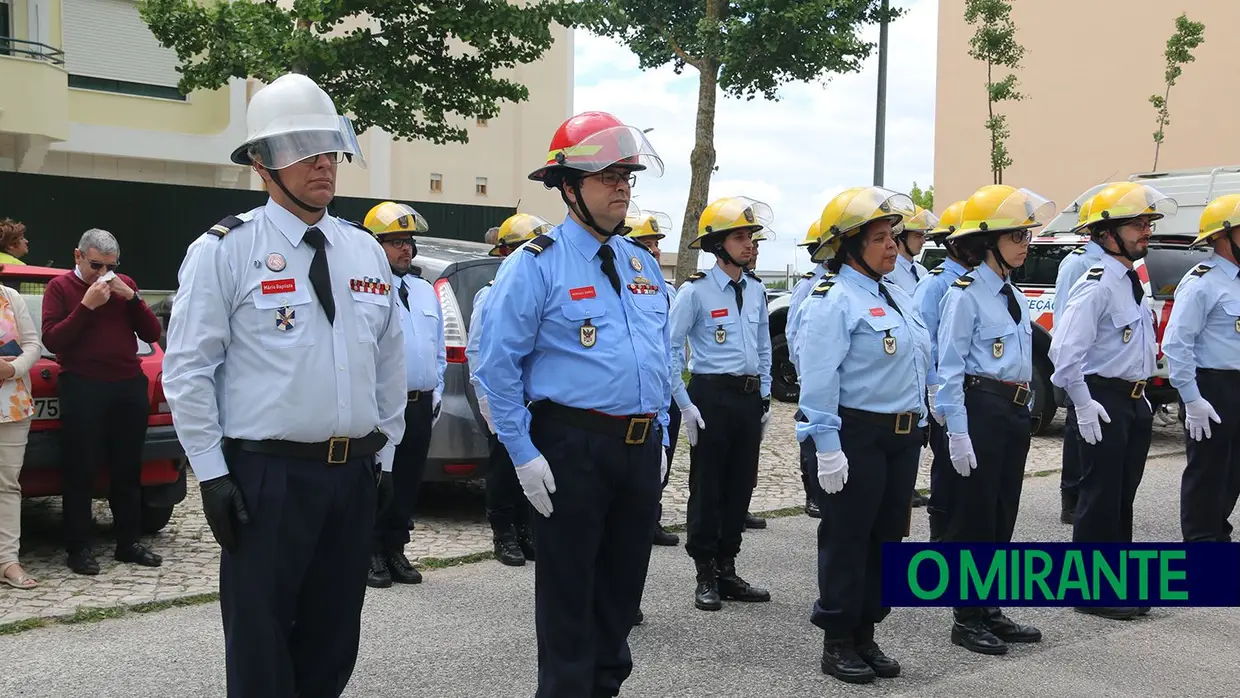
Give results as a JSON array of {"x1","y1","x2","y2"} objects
[
  {"x1": 668, "y1": 265, "x2": 772, "y2": 408},
  {"x1": 1053, "y1": 241, "x2": 1104, "y2": 325},
  {"x1": 466, "y1": 282, "x2": 492, "y2": 392},
  {"x1": 786, "y1": 264, "x2": 830, "y2": 371},
  {"x1": 936, "y1": 263, "x2": 1034, "y2": 434},
  {"x1": 794, "y1": 265, "x2": 931, "y2": 453},
  {"x1": 395, "y1": 273, "x2": 446, "y2": 394},
  {"x1": 913, "y1": 258, "x2": 971, "y2": 387},
  {"x1": 1161, "y1": 254, "x2": 1240, "y2": 404},
  {"x1": 884, "y1": 254, "x2": 928, "y2": 295},
  {"x1": 474, "y1": 217, "x2": 671, "y2": 466},
  {"x1": 163, "y1": 198, "x2": 408, "y2": 479},
  {"x1": 1049, "y1": 254, "x2": 1157, "y2": 408}
]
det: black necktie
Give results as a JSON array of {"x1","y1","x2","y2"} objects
[
  {"x1": 729, "y1": 279, "x2": 744, "y2": 312},
  {"x1": 999, "y1": 283, "x2": 1022, "y2": 323},
  {"x1": 303, "y1": 227, "x2": 335, "y2": 325},
  {"x1": 912, "y1": 265, "x2": 920, "y2": 281},
  {"x1": 877, "y1": 282, "x2": 903, "y2": 317},
  {"x1": 1126, "y1": 270, "x2": 1144, "y2": 305},
  {"x1": 397, "y1": 277, "x2": 410, "y2": 311},
  {"x1": 597, "y1": 245, "x2": 622, "y2": 296}
]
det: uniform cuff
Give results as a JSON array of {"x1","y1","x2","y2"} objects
[
  {"x1": 1177, "y1": 381, "x2": 1202, "y2": 404},
  {"x1": 187, "y1": 448, "x2": 229, "y2": 482},
  {"x1": 946, "y1": 412, "x2": 968, "y2": 435},
  {"x1": 672, "y1": 387, "x2": 692, "y2": 410},
  {"x1": 377, "y1": 444, "x2": 396, "y2": 473},
  {"x1": 506, "y1": 437, "x2": 539, "y2": 468}
]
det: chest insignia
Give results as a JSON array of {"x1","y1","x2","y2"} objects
[
  {"x1": 580, "y1": 320, "x2": 597, "y2": 348},
  {"x1": 1122, "y1": 327, "x2": 1133, "y2": 344},
  {"x1": 715, "y1": 326, "x2": 727, "y2": 344},
  {"x1": 276, "y1": 306, "x2": 296, "y2": 331},
  {"x1": 883, "y1": 331, "x2": 897, "y2": 356}
]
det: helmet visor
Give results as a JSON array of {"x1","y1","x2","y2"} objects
[
  {"x1": 822, "y1": 188, "x2": 915, "y2": 239},
  {"x1": 550, "y1": 125, "x2": 664, "y2": 177},
  {"x1": 904, "y1": 208, "x2": 940, "y2": 233},
  {"x1": 369, "y1": 202, "x2": 429, "y2": 236},
  {"x1": 248, "y1": 115, "x2": 366, "y2": 171},
  {"x1": 1100, "y1": 185, "x2": 1178, "y2": 223},
  {"x1": 958, "y1": 188, "x2": 1055, "y2": 236}
]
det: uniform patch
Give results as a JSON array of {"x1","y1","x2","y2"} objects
[
  {"x1": 1190, "y1": 263, "x2": 1212, "y2": 278},
  {"x1": 710, "y1": 308, "x2": 729, "y2": 318},
  {"x1": 626, "y1": 282, "x2": 660, "y2": 295},
  {"x1": 570, "y1": 286, "x2": 597, "y2": 301},
  {"x1": 1085, "y1": 266, "x2": 1105, "y2": 282},
  {"x1": 261, "y1": 279, "x2": 296, "y2": 295},
  {"x1": 349, "y1": 277, "x2": 392, "y2": 295},
  {"x1": 524, "y1": 234, "x2": 555, "y2": 256},
  {"x1": 276, "y1": 306, "x2": 296, "y2": 331},
  {"x1": 1122, "y1": 327, "x2": 1133, "y2": 344},
  {"x1": 1071, "y1": 247, "x2": 1086, "y2": 255},
  {"x1": 811, "y1": 280, "x2": 836, "y2": 297},
  {"x1": 928, "y1": 267, "x2": 945, "y2": 275},
  {"x1": 265, "y1": 253, "x2": 286, "y2": 272},
  {"x1": 715, "y1": 326, "x2": 727, "y2": 343},
  {"x1": 629, "y1": 256, "x2": 643, "y2": 272},
  {"x1": 952, "y1": 275, "x2": 974, "y2": 289},
  {"x1": 801, "y1": 271, "x2": 815, "y2": 279},
  {"x1": 580, "y1": 320, "x2": 596, "y2": 348},
  {"x1": 993, "y1": 340, "x2": 1004, "y2": 358},
  {"x1": 686, "y1": 272, "x2": 708, "y2": 283},
  {"x1": 1236, "y1": 318, "x2": 1240, "y2": 333},
  {"x1": 870, "y1": 307, "x2": 886, "y2": 317},
  {"x1": 207, "y1": 215, "x2": 244, "y2": 239}
]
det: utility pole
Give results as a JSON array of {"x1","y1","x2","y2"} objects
[{"x1": 873, "y1": 0, "x2": 889, "y2": 186}]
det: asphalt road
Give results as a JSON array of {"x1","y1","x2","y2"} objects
[{"x1": 2, "y1": 452, "x2": 1237, "y2": 698}]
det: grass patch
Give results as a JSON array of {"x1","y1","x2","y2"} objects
[
  {"x1": 0, "y1": 590, "x2": 221, "y2": 637},
  {"x1": 62, "y1": 605, "x2": 125, "y2": 625},
  {"x1": 418, "y1": 551, "x2": 494, "y2": 570},
  {"x1": 130, "y1": 592, "x2": 219, "y2": 614},
  {"x1": 0, "y1": 617, "x2": 48, "y2": 635}
]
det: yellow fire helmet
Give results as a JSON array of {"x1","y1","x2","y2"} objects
[
  {"x1": 1067, "y1": 194, "x2": 1098, "y2": 234},
  {"x1": 927, "y1": 200, "x2": 967, "y2": 243},
  {"x1": 363, "y1": 201, "x2": 429, "y2": 239},
  {"x1": 902, "y1": 206, "x2": 941, "y2": 234},
  {"x1": 751, "y1": 228, "x2": 773, "y2": 242},
  {"x1": 690, "y1": 196, "x2": 773, "y2": 250},
  {"x1": 1079, "y1": 181, "x2": 1177, "y2": 230},
  {"x1": 812, "y1": 186, "x2": 915, "y2": 263},
  {"x1": 1193, "y1": 193, "x2": 1240, "y2": 247},
  {"x1": 624, "y1": 210, "x2": 673, "y2": 240},
  {"x1": 490, "y1": 213, "x2": 554, "y2": 256},
  {"x1": 949, "y1": 184, "x2": 1056, "y2": 239},
  {"x1": 798, "y1": 218, "x2": 823, "y2": 247}
]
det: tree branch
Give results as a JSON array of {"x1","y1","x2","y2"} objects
[{"x1": 658, "y1": 25, "x2": 699, "y2": 70}]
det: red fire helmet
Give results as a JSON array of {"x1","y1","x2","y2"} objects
[{"x1": 528, "y1": 111, "x2": 664, "y2": 184}]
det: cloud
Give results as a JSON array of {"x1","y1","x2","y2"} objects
[{"x1": 573, "y1": 0, "x2": 938, "y2": 276}]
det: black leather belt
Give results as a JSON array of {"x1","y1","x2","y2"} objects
[
  {"x1": 691, "y1": 373, "x2": 761, "y2": 395},
  {"x1": 225, "y1": 431, "x2": 387, "y2": 465},
  {"x1": 965, "y1": 374, "x2": 1032, "y2": 407},
  {"x1": 532, "y1": 401, "x2": 657, "y2": 445},
  {"x1": 1085, "y1": 374, "x2": 1147, "y2": 400},
  {"x1": 1198, "y1": 368, "x2": 1240, "y2": 379},
  {"x1": 408, "y1": 390, "x2": 429, "y2": 401},
  {"x1": 839, "y1": 407, "x2": 918, "y2": 435}
]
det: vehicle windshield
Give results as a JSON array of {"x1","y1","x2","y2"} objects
[
  {"x1": 16, "y1": 291, "x2": 155, "y2": 358},
  {"x1": 1144, "y1": 244, "x2": 1212, "y2": 299}
]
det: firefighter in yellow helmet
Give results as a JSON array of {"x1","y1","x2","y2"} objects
[
  {"x1": 469, "y1": 212, "x2": 552, "y2": 568},
  {"x1": 884, "y1": 206, "x2": 936, "y2": 294},
  {"x1": 361, "y1": 201, "x2": 446, "y2": 590},
  {"x1": 793, "y1": 186, "x2": 927, "y2": 684},
  {"x1": 1162, "y1": 193, "x2": 1240, "y2": 544},
  {"x1": 670, "y1": 196, "x2": 774, "y2": 611},
  {"x1": 935, "y1": 185, "x2": 1055, "y2": 653},
  {"x1": 1049, "y1": 181, "x2": 1177, "y2": 621}
]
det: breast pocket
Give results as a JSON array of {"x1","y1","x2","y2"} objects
[
  {"x1": 1223, "y1": 301, "x2": 1240, "y2": 333},
  {"x1": 979, "y1": 322, "x2": 1019, "y2": 359},
  {"x1": 561, "y1": 298, "x2": 606, "y2": 348},
  {"x1": 863, "y1": 313, "x2": 901, "y2": 356},
  {"x1": 704, "y1": 310, "x2": 738, "y2": 345},
  {"x1": 351, "y1": 291, "x2": 392, "y2": 343},
  {"x1": 253, "y1": 285, "x2": 316, "y2": 349},
  {"x1": 1110, "y1": 306, "x2": 1141, "y2": 343}
]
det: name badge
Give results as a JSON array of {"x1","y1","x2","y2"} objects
[
  {"x1": 711, "y1": 309, "x2": 729, "y2": 318},
  {"x1": 570, "y1": 286, "x2": 597, "y2": 301},
  {"x1": 261, "y1": 279, "x2": 296, "y2": 295}
]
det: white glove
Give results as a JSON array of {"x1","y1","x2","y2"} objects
[
  {"x1": 817, "y1": 450, "x2": 849, "y2": 495},
  {"x1": 948, "y1": 432, "x2": 978, "y2": 477},
  {"x1": 928, "y1": 384, "x2": 945, "y2": 426},
  {"x1": 760, "y1": 401, "x2": 772, "y2": 440},
  {"x1": 515, "y1": 455, "x2": 557, "y2": 518},
  {"x1": 660, "y1": 449, "x2": 668, "y2": 483},
  {"x1": 681, "y1": 404, "x2": 707, "y2": 447},
  {"x1": 431, "y1": 390, "x2": 442, "y2": 428},
  {"x1": 1076, "y1": 399, "x2": 1112, "y2": 445},
  {"x1": 1185, "y1": 398, "x2": 1222, "y2": 442},
  {"x1": 476, "y1": 393, "x2": 495, "y2": 434}
]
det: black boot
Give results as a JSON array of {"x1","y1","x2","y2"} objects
[
  {"x1": 515, "y1": 525, "x2": 536, "y2": 562},
  {"x1": 744, "y1": 512, "x2": 767, "y2": 529},
  {"x1": 1074, "y1": 606, "x2": 1142, "y2": 620},
  {"x1": 715, "y1": 557, "x2": 771, "y2": 602},
  {"x1": 853, "y1": 623, "x2": 900, "y2": 678},
  {"x1": 366, "y1": 553, "x2": 393, "y2": 589},
  {"x1": 910, "y1": 491, "x2": 929, "y2": 508},
  {"x1": 1060, "y1": 490, "x2": 1078, "y2": 525},
  {"x1": 821, "y1": 637, "x2": 876, "y2": 684},
  {"x1": 951, "y1": 609, "x2": 1008, "y2": 655},
  {"x1": 693, "y1": 559, "x2": 722, "y2": 611},
  {"x1": 982, "y1": 607, "x2": 1041, "y2": 643},
  {"x1": 805, "y1": 495, "x2": 821, "y2": 519},
  {"x1": 492, "y1": 529, "x2": 526, "y2": 567},
  {"x1": 385, "y1": 550, "x2": 423, "y2": 584},
  {"x1": 653, "y1": 524, "x2": 680, "y2": 546}
]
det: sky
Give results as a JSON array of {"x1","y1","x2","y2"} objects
[{"x1": 572, "y1": 0, "x2": 938, "y2": 275}]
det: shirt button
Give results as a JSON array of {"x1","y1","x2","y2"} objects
[{"x1": 338, "y1": 365, "x2": 345, "y2": 371}]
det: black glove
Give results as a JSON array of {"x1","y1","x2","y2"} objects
[
  {"x1": 199, "y1": 474, "x2": 250, "y2": 553},
  {"x1": 377, "y1": 469, "x2": 395, "y2": 517}
]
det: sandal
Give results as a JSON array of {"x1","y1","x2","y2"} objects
[{"x1": 0, "y1": 563, "x2": 38, "y2": 589}]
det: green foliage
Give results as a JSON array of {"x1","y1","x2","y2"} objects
[
  {"x1": 1149, "y1": 13, "x2": 1205, "y2": 170},
  {"x1": 964, "y1": 0, "x2": 1025, "y2": 185},
  {"x1": 909, "y1": 181, "x2": 934, "y2": 211},
  {"x1": 138, "y1": 0, "x2": 593, "y2": 144}
]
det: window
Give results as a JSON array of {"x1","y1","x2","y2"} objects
[
  {"x1": 0, "y1": 1, "x2": 10, "y2": 56},
  {"x1": 476, "y1": 117, "x2": 488, "y2": 127},
  {"x1": 1009, "y1": 244, "x2": 1077, "y2": 288},
  {"x1": 62, "y1": 0, "x2": 186, "y2": 99},
  {"x1": 475, "y1": 177, "x2": 488, "y2": 196},
  {"x1": 429, "y1": 173, "x2": 443, "y2": 193},
  {"x1": 1144, "y1": 244, "x2": 1211, "y2": 299}
]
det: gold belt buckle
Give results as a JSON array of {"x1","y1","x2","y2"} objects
[
  {"x1": 1013, "y1": 383, "x2": 1030, "y2": 407},
  {"x1": 894, "y1": 412, "x2": 913, "y2": 435},
  {"x1": 625, "y1": 417, "x2": 652, "y2": 445},
  {"x1": 1131, "y1": 380, "x2": 1146, "y2": 399},
  {"x1": 327, "y1": 436, "x2": 350, "y2": 464},
  {"x1": 743, "y1": 376, "x2": 759, "y2": 394},
  {"x1": 409, "y1": 391, "x2": 420, "y2": 402}
]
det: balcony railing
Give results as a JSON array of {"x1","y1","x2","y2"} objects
[{"x1": 0, "y1": 37, "x2": 65, "y2": 66}]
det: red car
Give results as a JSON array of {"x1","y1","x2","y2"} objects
[{"x1": 5, "y1": 265, "x2": 187, "y2": 533}]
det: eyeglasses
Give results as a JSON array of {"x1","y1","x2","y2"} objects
[
  {"x1": 88, "y1": 261, "x2": 119, "y2": 271},
  {"x1": 1005, "y1": 230, "x2": 1032, "y2": 244},
  {"x1": 383, "y1": 238, "x2": 415, "y2": 250},
  {"x1": 1126, "y1": 218, "x2": 1156, "y2": 233},
  {"x1": 589, "y1": 171, "x2": 637, "y2": 188},
  {"x1": 296, "y1": 152, "x2": 345, "y2": 165}
]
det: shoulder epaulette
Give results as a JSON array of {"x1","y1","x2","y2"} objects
[
  {"x1": 951, "y1": 274, "x2": 974, "y2": 290},
  {"x1": 524, "y1": 234, "x2": 555, "y2": 256},
  {"x1": 345, "y1": 219, "x2": 370, "y2": 234},
  {"x1": 686, "y1": 272, "x2": 707, "y2": 283},
  {"x1": 810, "y1": 279, "x2": 836, "y2": 297},
  {"x1": 928, "y1": 267, "x2": 945, "y2": 276},
  {"x1": 207, "y1": 215, "x2": 244, "y2": 239},
  {"x1": 801, "y1": 270, "x2": 815, "y2": 279},
  {"x1": 1084, "y1": 265, "x2": 1105, "y2": 282},
  {"x1": 1189, "y1": 263, "x2": 1212, "y2": 278},
  {"x1": 744, "y1": 268, "x2": 763, "y2": 282},
  {"x1": 1071, "y1": 247, "x2": 1086, "y2": 255}
]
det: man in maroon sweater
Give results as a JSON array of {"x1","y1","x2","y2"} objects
[{"x1": 42, "y1": 228, "x2": 165, "y2": 575}]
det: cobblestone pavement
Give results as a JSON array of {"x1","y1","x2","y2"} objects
[{"x1": 0, "y1": 400, "x2": 1187, "y2": 628}]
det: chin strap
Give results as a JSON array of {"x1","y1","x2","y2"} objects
[
  {"x1": 269, "y1": 169, "x2": 325, "y2": 214},
  {"x1": 1100, "y1": 224, "x2": 1142, "y2": 262},
  {"x1": 559, "y1": 181, "x2": 627, "y2": 238},
  {"x1": 987, "y1": 237, "x2": 1016, "y2": 277}
]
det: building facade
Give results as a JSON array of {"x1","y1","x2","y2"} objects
[{"x1": 934, "y1": 0, "x2": 1240, "y2": 214}]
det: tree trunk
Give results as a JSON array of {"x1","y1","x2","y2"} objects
[
  {"x1": 673, "y1": 58, "x2": 720, "y2": 286},
  {"x1": 1152, "y1": 83, "x2": 1172, "y2": 171}
]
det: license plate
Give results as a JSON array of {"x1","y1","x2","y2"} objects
[{"x1": 33, "y1": 397, "x2": 60, "y2": 421}]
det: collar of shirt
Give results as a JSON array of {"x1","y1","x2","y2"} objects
[
  {"x1": 839, "y1": 264, "x2": 880, "y2": 297},
  {"x1": 73, "y1": 266, "x2": 85, "y2": 282},
  {"x1": 1083, "y1": 240, "x2": 1105, "y2": 259},
  {"x1": 264, "y1": 198, "x2": 338, "y2": 248},
  {"x1": 974, "y1": 262, "x2": 1009, "y2": 296},
  {"x1": 708, "y1": 263, "x2": 744, "y2": 291},
  {"x1": 1210, "y1": 253, "x2": 1240, "y2": 280},
  {"x1": 559, "y1": 215, "x2": 611, "y2": 261},
  {"x1": 897, "y1": 255, "x2": 915, "y2": 274},
  {"x1": 943, "y1": 258, "x2": 970, "y2": 277},
  {"x1": 1098, "y1": 252, "x2": 1132, "y2": 290}
]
